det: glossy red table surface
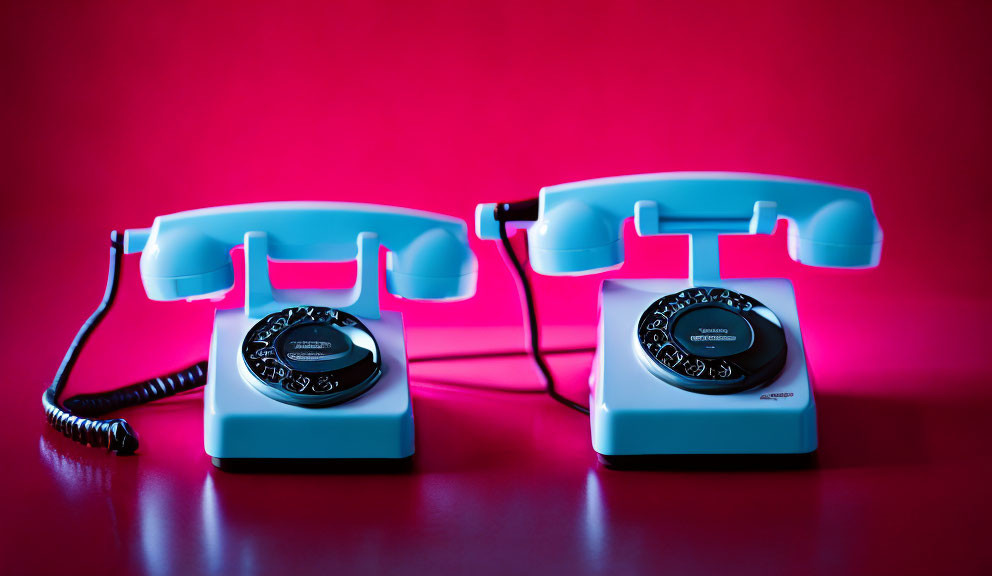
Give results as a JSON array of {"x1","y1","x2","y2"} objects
[{"x1": 3, "y1": 324, "x2": 990, "y2": 576}]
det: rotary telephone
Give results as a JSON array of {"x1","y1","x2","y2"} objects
[
  {"x1": 44, "y1": 202, "x2": 477, "y2": 469},
  {"x1": 477, "y1": 172, "x2": 882, "y2": 464},
  {"x1": 44, "y1": 179, "x2": 882, "y2": 469}
]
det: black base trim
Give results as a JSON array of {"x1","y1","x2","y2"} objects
[
  {"x1": 211, "y1": 455, "x2": 414, "y2": 474},
  {"x1": 597, "y1": 450, "x2": 818, "y2": 471}
]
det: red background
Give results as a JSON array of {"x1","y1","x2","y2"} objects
[{"x1": 2, "y1": 1, "x2": 990, "y2": 574}]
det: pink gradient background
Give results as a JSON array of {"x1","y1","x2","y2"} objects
[{"x1": 2, "y1": 1, "x2": 991, "y2": 574}]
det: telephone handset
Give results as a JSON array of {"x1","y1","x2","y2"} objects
[
  {"x1": 478, "y1": 171, "x2": 882, "y2": 280},
  {"x1": 44, "y1": 202, "x2": 477, "y2": 466},
  {"x1": 477, "y1": 172, "x2": 882, "y2": 462}
]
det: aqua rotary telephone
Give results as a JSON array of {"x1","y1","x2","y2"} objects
[
  {"x1": 477, "y1": 172, "x2": 882, "y2": 464},
  {"x1": 44, "y1": 202, "x2": 477, "y2": 469}
]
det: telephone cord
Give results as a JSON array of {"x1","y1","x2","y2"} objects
[{"x1": 42, "y1": 232, "x2": 208, "y2": 454}]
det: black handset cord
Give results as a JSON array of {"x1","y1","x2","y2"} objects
[
  {"x1": 495, "y1": 202, "x2": 590, "y2": 415},
  {"x1": 42, "y1": 231, "x2": 207, "y2": 454}
]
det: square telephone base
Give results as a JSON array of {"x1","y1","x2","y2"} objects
[
  {"x1": 204, "y1": 308, "x2": 415, "y2": 467},
  {"x1": 592, "y1": 278, "x2": 818, "y2": 459}
]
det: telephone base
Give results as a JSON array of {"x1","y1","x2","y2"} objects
[
  {"x1": 205, "y1": 308, "x2": 415, "y2": 466},
  {"x1": 592, "y1": 278, "x2": 817, "y2": 457}
]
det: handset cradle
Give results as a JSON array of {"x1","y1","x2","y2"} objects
[{"x1": 633, "y1": 197, "x2": 778, "y2": 284}]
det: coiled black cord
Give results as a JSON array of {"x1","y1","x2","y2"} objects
[
  {"x1": 42, "y1": 231, "x2": 208, "y2": 454},
  {"x1": 498, "y1": 218, "x2": 590, "y2": 415},
  {"x1": 59, "y1": 363, "x2": 208, "y2": 416}
]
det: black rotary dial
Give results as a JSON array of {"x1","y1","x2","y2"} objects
[
  {"x1": 242, "y1": 306, "x2": 381, "y2": 407},
  {"x1": 636, "y1": 287, "x2": 787, "y2": 394}
]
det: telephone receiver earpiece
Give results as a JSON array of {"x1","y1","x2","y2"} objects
[
  {"x1": 125, "y1": 202, "x2": 478, "y2": 303},
  {"x1": 478, "y1": 172, "x2": 882, "y2": 278}
]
